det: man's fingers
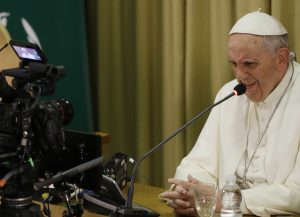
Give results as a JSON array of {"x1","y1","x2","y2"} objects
[
  {"x1": 159, "y1": 189, "x2": 187, "y2": 200},
  {"x1": 168, "y1": 178, "x2": 193, "y2": 192},
  {"x1": 174, "y1": 183, "x2": 188, "y2": 194},
  {"x1": 166, "y1": 198, "x2": 196, "y2": 216},
  {"x1": 188, "y1": 174, "x2": 200, "y2": 184},
  {"x1": 168, "y1": 178, "x2": 185, "y2": 186},
  {"x1": 166, "y1": 198, "x2": 190, "y2": 209},
  {"x1": 173, "y1": 198, "x2": 190, "y2": 208}
]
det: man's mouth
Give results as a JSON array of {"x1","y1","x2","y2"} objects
[{"x1": 239, "y1": 80, "x2": 256, "y2": 88}]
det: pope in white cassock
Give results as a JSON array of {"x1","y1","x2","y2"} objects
[{"x1": 159, "y1": 11, "x2": 300, "y2": 217}]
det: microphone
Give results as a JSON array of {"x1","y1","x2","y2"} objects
[
  {"x1": 0, "y1": 73, "x2": 16, "y2": 103},
  {"x1": 123, "y1": 83, "x2": 246, "y2": 215},
  {"x1": 34, "y1": 156, "x2": 104, "y2": 190}
]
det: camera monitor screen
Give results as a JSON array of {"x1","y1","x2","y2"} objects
[{"x1": 9, "y1": 40, "x2": 47, "y2": 63}]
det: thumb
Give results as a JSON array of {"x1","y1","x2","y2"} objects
[{"x1": 188, "y1": 174, "x2": 200, "y2": 184}]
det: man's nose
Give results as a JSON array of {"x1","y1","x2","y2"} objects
[{"x1": 234, "y1": 65, "x2": 247, "y2": 76}]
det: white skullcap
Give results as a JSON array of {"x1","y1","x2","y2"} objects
[{"x1": 229, "y1": 11, "x2": 287, "y2": 36}]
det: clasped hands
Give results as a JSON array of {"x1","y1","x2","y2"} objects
[{"x1": 159, "y1": 175, "x2": 221, "y2": 216}]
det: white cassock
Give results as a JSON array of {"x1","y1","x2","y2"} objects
[{"x1": 174, "y1": 61, "x2": 300, "y2": 217}]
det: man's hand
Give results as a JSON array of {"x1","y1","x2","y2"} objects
[{"x1": 159, "y1": 175, "x2": 199, "y2": 216}]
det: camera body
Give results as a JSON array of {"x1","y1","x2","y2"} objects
[
  {"x1": 0, "y1": 40, "x2": 73, "y2": 160},
  {"x1": 0, "y1": 40, "x2": 73, "y2": 204}
]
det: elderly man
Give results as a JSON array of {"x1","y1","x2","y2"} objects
[{"x1": 160, "y1": 11, "x2": 300, "y2": 217}]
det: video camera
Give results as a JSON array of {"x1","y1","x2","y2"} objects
[{"x1": 0, "y1": 40, "x2": 75, "y2": 215}]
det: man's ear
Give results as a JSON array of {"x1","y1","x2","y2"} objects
[{"x1": 276, "y1": 47, "x2": 290, "y2": 72}]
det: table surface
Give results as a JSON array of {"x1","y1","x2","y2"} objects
[{"x1": 36, "y1": 183, "x2": 300, "y2": 217}]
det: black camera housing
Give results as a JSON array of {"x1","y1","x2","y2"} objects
[{"x1": 0, "y1": 40, "x2": 73, "y2": 207}]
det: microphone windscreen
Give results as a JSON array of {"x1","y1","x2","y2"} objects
[{"x1": 233, "y1": 83, "x2": 246, "y2": 95}]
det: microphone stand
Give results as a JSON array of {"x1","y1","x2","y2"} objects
[{"x1": 124, "y1": 83, "x2": 246, "y2": 215}]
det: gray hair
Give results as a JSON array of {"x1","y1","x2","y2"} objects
[{"x1": 262, "y1": 34, "x2": 289, "y2": 55}]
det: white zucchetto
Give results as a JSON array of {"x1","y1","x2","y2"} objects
[{"x1": 229, "y1": 11, "x2": 288, "y2": 36}]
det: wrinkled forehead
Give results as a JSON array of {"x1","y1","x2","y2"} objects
[
  {"x1": 228, "y1": 34, "x2": 269, "y2": 60},
  {"x1": 228, "y1": 34, "x2": 264, "y2": 48}
]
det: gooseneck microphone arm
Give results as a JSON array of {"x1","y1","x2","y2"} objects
[{"x1": 125, "y1": 83, "x2": 246, "y2": 208}]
